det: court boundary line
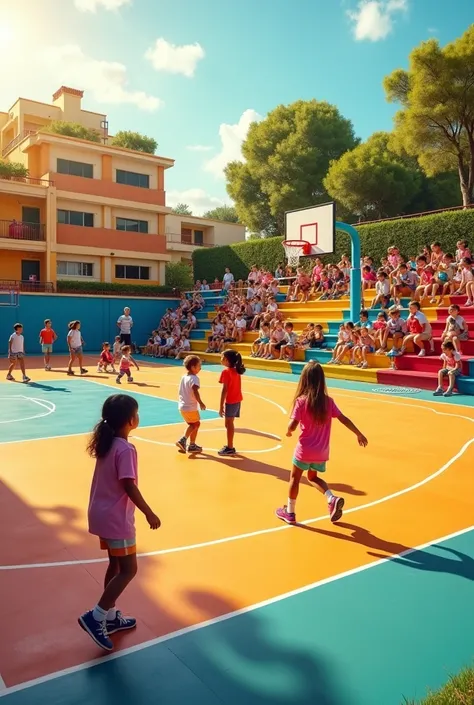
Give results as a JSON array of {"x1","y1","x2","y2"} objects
[
  {"x1": 1, "y1": 524, "x2": 472, "y2": 698},
  {"x1": 2, "y1": 433, "x2": 473, "y2": 571},
  {"x1": 0, "y1": 396, "x2": 55, "y2": 425}
]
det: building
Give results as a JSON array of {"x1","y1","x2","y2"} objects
[{"x1": 0, "y1": 86, "x2": 245, "y2": 288}]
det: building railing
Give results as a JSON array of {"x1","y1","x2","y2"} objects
[
  {"x1": 165, "y1": 232, "x2": 213, "y2": 248},
  {"x1": 0, "y1": 219, "x2": 46, "y2": 241},
  {"x1": 0, "y1": 279, "x2": 55, "y2": 293},
  {"x1": 0, "y1": 173, "x2": 54, "y2": 187},
  {"x1": 1, "y1": 130, "x2": 36, "y2": 158}
]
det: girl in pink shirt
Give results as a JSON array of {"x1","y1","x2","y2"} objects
[
  {"x1": 276, "y1": 362, "x2": 367, "y2": 525},
  {"x1": 78, "y1": 394, "x2": 160, "y2": 652}
]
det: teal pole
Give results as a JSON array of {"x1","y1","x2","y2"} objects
[{"x1": 335, "y1": 221, "x2": 361, "y2": 323}]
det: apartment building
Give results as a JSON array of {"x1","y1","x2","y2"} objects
[{"x1": 0, "y1": 86, "x2": 245, "y2": 288}]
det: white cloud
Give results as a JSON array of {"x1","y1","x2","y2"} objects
[
  {"x1": 166, "y1": 188, "x2": 225, "y2": 216},
  {"x1": 43, "y1": 44, "x2": 161, "y2": 111},
  {"x1": 74, "y1": 0, "x2": 131, "y2": 11},
  {"x1": 186, "y1": 145, "x2": 213, "y2": 152},
  {"x1": 145, "y1": 38, "x2": 204, "y2": 78},
  {"x1": 204, "y1": 109, "x2": 262, "y2": 179},
  {"x1": 347, "y1": 0, "x2": 408, "y2": 41}
]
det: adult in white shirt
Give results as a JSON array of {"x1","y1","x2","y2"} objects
[
  {"x1": 117, "y1": 307, "x2": 133, "y2": 346},
  {"x1": 222, "y1": 268, "x2": 234, "y2": 291}
]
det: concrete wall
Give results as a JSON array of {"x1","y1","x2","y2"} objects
[{"x1": 1, "y1": 293, "x2": 177, "y2": 354}]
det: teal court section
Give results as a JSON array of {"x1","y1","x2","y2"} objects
[
  {"x1": 2, "y1": 528, "x2": 473, "y2": 705},
  {"x1": 0, "y1": 379, "x2": 219, "y2": 443}
]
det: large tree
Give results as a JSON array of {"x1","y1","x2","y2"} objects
[
  {"x1": 225, "y1": 100, "x2": 358, "y2": 235},
  {"x1": 202, "y1": 205, "x2": 239, "y2": 222},
  {"x1": 384, "y1": 26, "x2": 474, "y2": 206},
  {"x1": 324, "y1": 132, "x2": 421, "y2": 219}
]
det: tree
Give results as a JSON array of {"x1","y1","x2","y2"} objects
[
  {"x1": 324, "y1": 132, "x2": 422, "y2": 219},
  {"x1": 202, "y1": 205, "x2": 239, "y2": 222},
  {"x1": 225, "y1": 100, "x2": 358, "y2": 235},
  {"x1": 384, "y1": 26, "x2": 474, "y2": 206},
  {"x1": 165, "y1": 261, "x2": 193, "y2": 290},
  {"x1": 172, "y1": 203, "x2": 193, "y2": 215},
  {"x1": 111, "y1": 131, "x2": 157, "y2": 154},
  {"x1": 0, "y1": 159, "x2": 29, "y2": 178},
  {"x1": 42, "y1": 121, "x2": 101, "y2": 143}
]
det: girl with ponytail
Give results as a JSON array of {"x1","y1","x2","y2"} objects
[
  {"x1": 79, "y1": 394, "x2": 160, "y2": 652},
  {"x1": 218, "y1": 349, "x2": 246, "y2": 456}
]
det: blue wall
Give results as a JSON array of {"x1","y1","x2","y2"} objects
[{"x1": 1, "y1": 293, "x2": 178, "y2": 355}]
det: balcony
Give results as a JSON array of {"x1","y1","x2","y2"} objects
[
  {"x1": 52, "y1": 172, "x2": 166, "y2": 207},
  {"x1": 1, "y1": 130, "x2": 36, "y2": 158},
  {"x1": 165, "y1": 232, "x2": 213, "y2": 250},
  {"x1": 0, "y1": 173, "x2": 54, "y2": 188},
  {"x1": 0, "y1": 219, "x2": 46, "y2": 241},
  {"x1": 57, "y1": 223, "x2": 167, "y2": 255}
]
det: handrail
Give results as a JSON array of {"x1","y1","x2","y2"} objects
[
  {"x1": 0, "y1": 173, "x2": 54, "y2": 187},
  {"x1": 1, "y1": 129, "x2": 36, "y2": 157},
  {"x1": 0, "y1": 219, "x2": 46, "y2": 241}
]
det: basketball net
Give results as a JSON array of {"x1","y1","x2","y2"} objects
[{"x1": 282, "y1": 241, "x2": 305, "y2": 268}]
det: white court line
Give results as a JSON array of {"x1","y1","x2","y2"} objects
[
  {"x1": 2, "y1": 433, "x2": 473, "y2": 571},
  {"x1": 1, "y1": 524, "x2": 473, "y2": 698},
  {"x1": 133, "y1": 435, "x2": 282, "y2": 454},
  {"x1": 0, "y1": 396, "x2": 55, "y2": 425}
]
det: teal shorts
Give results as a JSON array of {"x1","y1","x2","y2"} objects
[{"x1": 292, "y1": 459, "x2": 327, "y2": 473}]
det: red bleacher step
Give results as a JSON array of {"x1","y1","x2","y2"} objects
[{"x1": 377, "y1": 369, "x2": 441, "y2": 392}]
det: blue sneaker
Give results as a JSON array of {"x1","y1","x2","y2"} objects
[
  {"x1": 78, "y1": 610, "x2": 113, "y2": 651},
  {"x1": 106, "y1": 611, "x2": 137, "y2": 635}
]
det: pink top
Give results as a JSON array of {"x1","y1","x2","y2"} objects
[
  {"x1": 88, "y1": 437, "x2": 138, "y2": 540},
  {"x1": 292, "y1": 395, "x2": 341, "y2": 463}
]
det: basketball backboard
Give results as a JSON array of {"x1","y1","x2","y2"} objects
[{"x1": 284, "y1": 202, "x2": 335, "y2": 256}]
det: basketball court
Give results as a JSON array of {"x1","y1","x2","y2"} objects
[{"x1": 0, "y1": 356, "x2": 473, "y2": 705}]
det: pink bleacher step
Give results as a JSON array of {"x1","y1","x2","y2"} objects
[
  {"x1": 377, "y1": 368, "x2": 444, "y2": 392},
  {"x1": 395, "y1": 352, "x2": 471, "y2": 376},
  {"x1": 432, "y1": 338, "x2": 474, "y2": 356}
]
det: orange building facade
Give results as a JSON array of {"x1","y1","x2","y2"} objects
[{"x1": 0, "y1": 86, "x2": 245, "y2": 288}]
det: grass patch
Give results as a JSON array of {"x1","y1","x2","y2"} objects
[{"x1": 403, "y1": 666, "x2": 474, "y2": 704}]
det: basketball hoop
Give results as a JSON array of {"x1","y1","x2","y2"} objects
[{"x1": 282, "y1": 240, "x2": 311, "y2": 267}]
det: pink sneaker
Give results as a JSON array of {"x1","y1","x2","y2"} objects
[
  {"x1": 275, "y1": 506, "x2": 296, "y2": 524},
  {"x1": 328, "y1": 496, "x2": 344, "y2": 522}
]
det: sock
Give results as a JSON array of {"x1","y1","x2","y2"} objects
[
  {"x1": 287, "y1": 498, "x2": 296, "y2": 513},
  {"x1": 325, "y1": 490, "x2": 335, "y2": 503},
  {"x1": 92, "y1": 604, "x2": 108, "y2": 622},
  {"x1": 107, "y1": 608, "x2": 118, "y2": 621}
]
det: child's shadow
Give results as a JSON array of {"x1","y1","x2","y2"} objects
[
  {"x1": 300, "y1": 521, "x2": 410, "y2": 557},
  {"x1": 368, "y1": 544, "x2": 474, "y2": 582}
]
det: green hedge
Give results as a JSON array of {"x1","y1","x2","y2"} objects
[
  {"x1": 57, "y1": 280, "x2": 177, "y2": 297},
  {"x1": 192, "y1": 209, "x2": 474, "y2": 279}
]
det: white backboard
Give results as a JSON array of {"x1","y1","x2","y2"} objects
[{"x1": 284, "y1": 202, "x2": 335, "y2": 256}]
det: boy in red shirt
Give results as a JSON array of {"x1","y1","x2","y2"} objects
[{"x1": 39, "y1": 319, "x2": 57, "y2": 371}]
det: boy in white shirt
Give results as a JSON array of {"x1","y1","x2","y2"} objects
[
  {"x1": 7, "y1": 323, "x2": 30, "y2": 383},
  {"x1": 176, "y1": 355, "x2": 206, "y2": 454}
]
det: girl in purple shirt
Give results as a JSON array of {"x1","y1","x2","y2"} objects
[
  {"x1": 276, "y1": 362, "x2": 368, "y2": 525},
  {"x1": 78, "y1": 394, "x2": 160, "y2": 652}
]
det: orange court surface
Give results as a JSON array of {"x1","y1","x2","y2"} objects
[{"x1": 1, "y1": 354, "x2": 474, "y2": 705}]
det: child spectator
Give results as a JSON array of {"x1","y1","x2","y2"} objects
[
  {"x1": 456, "y1": 258, "x2": 473, "y2": 297},
  {"x1": 233, "y1": 312, "x2": 248, "y2": 343},
  {"x1": 355, "y1": 310, "x2": 372, "y2": 329},
  {"x1": 279, "y1": 322, "x2": 299, "y2": 361},
  {"x1": 351, "y1": 327, "x2": 375, "y2": 369},
  {"x1": 6, "y1": 323, "x2": 30, "y2": 383},
  {"x1": 175, "y1": 335, "x2": 191, "y2": 360},
  {"x1": 391, "y1": 263, "x2": 418, "y2": 305},
  {"x1": 456, "y1": 240, "x2": 471, "y2": 263},
  {"x1": 251, "y1": 322, "x2": 271, "y2": 358},
  {"x1": 379, "y1": 307, "x2": 406, "y2": 355},
  {"x1": 400, "y1": 302, "x2": 434, "y2": 357},
  {"x1": 371, "y1": 272, "x2": 390, "y2": 309},
  {"x1": 372, "y1": 312, "x2": 387, "y2": 352},
  {"x1": 441, "y1": 305, "x2": 469, "y2": 353},
  {"x1": 362, "y1": 265, "x2": 377, "y2": 291},
  {"x1": 39, "y1": 318, "x2": 57, "y2": 371},
  {"x1": 329, "y1": 322, "x2": 356, "y2": 365},
  {"x1": 433, "y1": 341, "x2": 463, "y2": 397},
  {"x1": 265, "y1": 322, "x2": 286, "y2": 359}
]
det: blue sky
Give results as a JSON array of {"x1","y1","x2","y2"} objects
[{"x1": 1, "y1": 0, "x2": 473, "y2": 214}]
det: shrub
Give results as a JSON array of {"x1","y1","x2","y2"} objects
[
  {"x1": 165, "y1": 261, "x2": 194, "y2": 290},
  {"x1": 111, "y1": 131, "x2": 157, "y2": 154},
  {"x1": 57, "y1": 280, "x2": 176, "y2": 297},
  {"x1": 192, "y1": 209, "x2": 474, "y2": 280},
  {"x1": 0, "y1": 159, "x2": 29, "y2": 178},
  {"x1": 42, "y1": 121, "x2": 101, "y2": 143}
]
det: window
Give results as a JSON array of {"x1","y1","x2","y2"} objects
[
  {"x1": 57, "y1": 159, "x2": 93, "y2": 179},
  {"x1": 57, "y1": 261, "x2": 93, "y2": 277},
  {"x1": 57, "y1": 209, "x2": 94, "y2": 227},
  {"x1": 116, "y1": 217, "x2": 148, "y2": 233},
  {"x1": 194, "y1": 230, "x2": 204, "y2": 246},
  {"x1": 116, "y1": 169, "x2": 149, "y2": 189},
  {"x1": 115, "y1": 265, "x2": 150, "y2": 280}
]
